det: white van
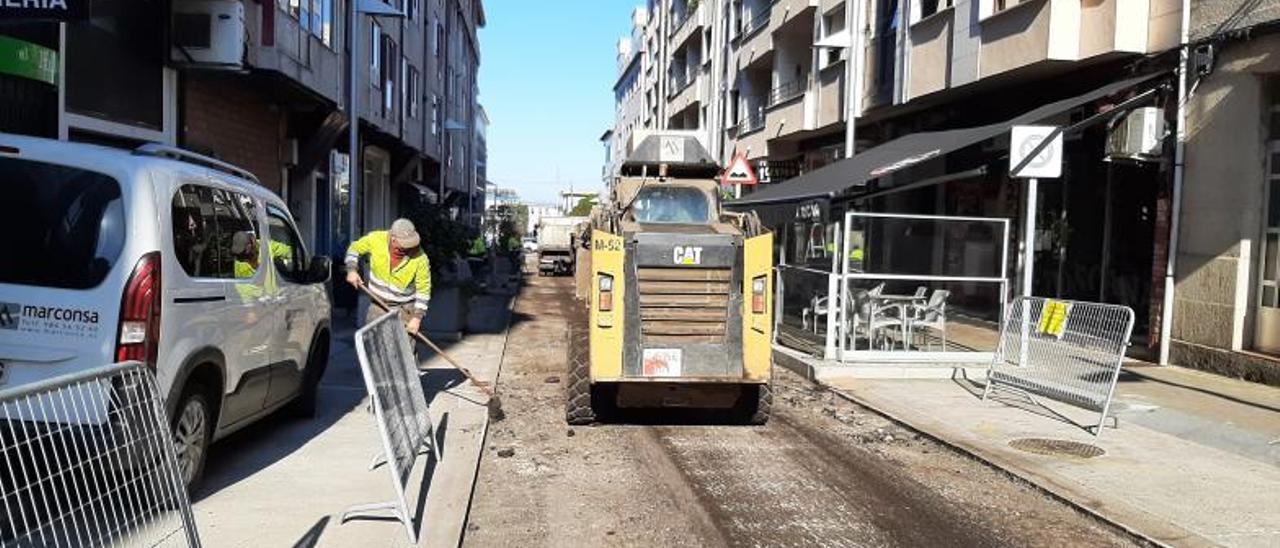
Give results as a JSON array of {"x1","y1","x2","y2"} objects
[{"x1": 0, "y1": 133, "x2": 333, "y2": 489}]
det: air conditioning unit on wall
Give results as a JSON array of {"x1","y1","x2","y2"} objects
[
  {"x1": 171, "y1": 0, "x2": 245, "y2": 70},
  {"x1": 1105, "y1": 106, "x2": 1165, "y2": 163}
]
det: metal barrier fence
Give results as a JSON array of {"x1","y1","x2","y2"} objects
[
  {"x1": 343, "y1": 310, "x2": 439, "y2": 544},
  {"x1": 0, "y1": 362, "x2": 200, "y2": 547},
  {"x1": 983, "y1": 297, "x2": 1135, "y2": 436}
]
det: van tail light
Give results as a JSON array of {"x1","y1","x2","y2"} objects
[
  {"x1": 751, "y1": 276, "x2": 766, "y2": 314},
  {"x1": 116, "y1": 252, "x2": 162, "y2": 370},
  {"x1": 598, "y1": 274, "x2": 614, "y2": 312}
]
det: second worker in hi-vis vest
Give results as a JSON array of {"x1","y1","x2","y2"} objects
[{"x1": 345, "y1": 218, "x2": 432, "y2": 334}]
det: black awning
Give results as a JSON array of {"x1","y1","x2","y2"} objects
[{"x1": 730, "y1": 73, "x2": 1166, "y2": 206}]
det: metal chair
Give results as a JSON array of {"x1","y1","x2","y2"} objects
[
  {"x1": 851, "y1": 285, "x2": 905, "y2": 351},
  {"x1": 909, "y1": 289, "x2": 950, "y2": 351}
]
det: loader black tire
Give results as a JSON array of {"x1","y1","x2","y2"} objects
[
  {"x1": 565, "y1": 317, "x2": 597, "y2": 425},
  {"x1": 741, "y1": 382, "x2": 773, "y2": 425}
]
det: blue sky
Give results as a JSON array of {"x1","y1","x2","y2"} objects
[{"x1": 479, "y1": 1, "x2": 635, "y2": 204}]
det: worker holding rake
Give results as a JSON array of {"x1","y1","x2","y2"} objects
[
  {"x1": 344, "y1": 218, "x2": 505, "y2": 418},
  {"x1": 344, "y1": 218, "x2": 431, "y2": 333}
]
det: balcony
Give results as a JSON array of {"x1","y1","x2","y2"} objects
[
  {"x1": 735, "y1": 8, "x2": 774, "y2": 70},
  {"x1": 767, "y1": 79, "x2": 805, "y2": 108},
  {"x1": 815, "y1": 60, "x2": 845, "y2": 129},
  {"x1": 670, "y1": 4, "x2": 705, "y2": 50},
  {"x1": 732, "y1": 104, "x2": 770, "y2": 157},
  {"x1": 772, "y1": 0, "x2": 816, "y2": 33},
  {"x1": 241, "y1": 3, "x2": 344, "y2": 105},
  {"x1": 978, "y1": 0, "x2": 1179, "y2": 80},
  {"x1": 765, "y1": 81, "x2": 807, "y2": 139},
  {"x1": 907, "y1": 7, "x2": 953, "y2": 101},
  {"x1": 668, "y1": 69, "x2": 702, "y2": 115}
]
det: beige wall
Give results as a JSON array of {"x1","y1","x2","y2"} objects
[
  {"x1": 815, "y1": 62, "x2": 845, "y2": 129},
  {"x1": 733, "y1": 126, "x2": 770, "y2": 159},
  {"x1": 1175, "y1": 36, "x2": 1280, "y2": 351},
  {"x1": 1078, "y1": 0, "x2": 1120, "y2": 58},
  {"x1": 1147, "y1": 0, "x2": 1182, "y2": 52},
  {"x1": 766, "y1": 94, "x2": 806, "y2": 139},
  {"x1": 908, "y1": 11, "x2": 952, "y2": 100},
  {"x1": 978, "y1": 0, "x2": 1054, "y2": 79}
]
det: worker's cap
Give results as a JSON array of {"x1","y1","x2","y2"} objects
[
  {"x1": 389, "y1": 218, "x2": 421, "y2": 249},
  {"x1": 230, "y1": 231, "x2": 256, "y2": 256}
]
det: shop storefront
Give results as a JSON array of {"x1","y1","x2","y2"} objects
[{"x1": 733, "y1": 73, "x2": 1173, "y2": 366}]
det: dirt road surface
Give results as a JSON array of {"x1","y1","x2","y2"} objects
[{"x1": 465, "y1": 270, "x2": 1140, "y2": 547}]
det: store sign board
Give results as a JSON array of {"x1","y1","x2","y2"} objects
[
  {"x1": 0, "y1": 35, "x2": 58, "y2": 85},
  {"x1": 0, "y1": 0, "x2": 91, "y2": 21}
]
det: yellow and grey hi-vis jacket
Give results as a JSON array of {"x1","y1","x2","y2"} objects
[{"x1": 345, "y1": 231, "x2": 432, "y2": 315}]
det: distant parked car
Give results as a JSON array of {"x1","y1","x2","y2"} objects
[
  {"x1": 0, "y1": 133, "x2": 333, "y2": 491},
  {"x1": 522, "y1": 236, "x2": 538, "y2": 253}
]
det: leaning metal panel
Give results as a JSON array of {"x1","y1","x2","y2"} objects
[
  {"x1": 0, "y1": 361, "x2": 201, "y2": 547},
  {"x1": 344, "y1": 310, "x2": 439, "y2": 544},
  {"x1": 983, "y1": 297, "x2": 1135, "y2": 436}
]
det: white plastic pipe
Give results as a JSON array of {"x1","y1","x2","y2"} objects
[{"x1": 1159, "y1": 0, "x2": 1192, "y2": 366}]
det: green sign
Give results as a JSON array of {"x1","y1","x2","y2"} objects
[{"x1": 0, "y1": 35, "x2": 57, "y2": 86}]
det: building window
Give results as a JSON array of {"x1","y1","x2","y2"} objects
[
  {"x1": 434, "y1": 19, "x2": 444, "y2": 59},
  {"x1": 431, "y1": 94, "x2": 440, "y2": 135},
  {"x1": 370, "y1": 22, "x2": 382, "y2": 88},
  {"x1": 408, "y1": 66, "x2": 421, "y2": 118},
  {"x1": 917, "y1": 0, "x2": 954, "y2": 21},
  {"x1": 380, "y1": 35, "x2": 397, "y2": 114},
  {"x1": 980, "y1": 0, "x2": 1014, "y2": 18}
]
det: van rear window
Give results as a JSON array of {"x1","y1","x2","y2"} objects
[{"x1": 0, "y1": 157, "x2": 125, "y2": 289}]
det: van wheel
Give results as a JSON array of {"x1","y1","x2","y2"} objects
[
  {"x1": 565, "y1": 318, "x2": 598, "y2": 425},
  {"x1": 172, "y1": 385, "x2": 212, "y2": 492},
  {"x1": 288, "y1": 335, "x2": 329, "y2": 419},
  {"x1": 740, "y1": 383, "x2": 772, "y2": 425}
]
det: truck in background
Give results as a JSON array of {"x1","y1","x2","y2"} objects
[{"x1": 537, "y1": 216, "x2": 587, "y2": 276}]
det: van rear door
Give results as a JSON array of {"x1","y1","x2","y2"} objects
[{"x1": 0, "y1": 155, "x2": 129, "y2": 423}]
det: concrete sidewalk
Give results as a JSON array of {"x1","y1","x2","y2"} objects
[
  {"x1": 192, "y1": 290, "x2": 515, "y2": 547},
  {"x1": 799, "y1": 362, "x2": 1280, "y2": 547}
]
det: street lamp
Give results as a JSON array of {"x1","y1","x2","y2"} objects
[{"x1": 348, "y1": 0, "x2": 405, "y2": 243}]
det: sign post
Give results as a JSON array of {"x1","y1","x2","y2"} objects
[{"x1": 1010, "y1": 125, "x2": 1064, "y2": 368}]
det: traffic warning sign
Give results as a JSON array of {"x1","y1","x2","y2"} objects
[{"x1": 721, "y1": 152, "x2": 758, "y2": 186}]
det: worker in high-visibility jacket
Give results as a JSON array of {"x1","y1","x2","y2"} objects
[{"x1": 344, "y1": 218, "x2": 432, "y2": 334}]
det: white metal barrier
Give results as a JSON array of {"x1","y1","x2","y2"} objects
[
  {"x1": 0, "y1": 362, "x2": 201, "y2": 547},
  {"x1": 343, "y1": 310, "x2": 440, "y2": 544},
  {"x1": 983, "y1": 297, "x2": 1135, "y2": 436}
]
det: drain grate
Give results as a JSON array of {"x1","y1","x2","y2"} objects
[{"x1": 1008, "y1": 438, "x2": 1106, "y2": 459}]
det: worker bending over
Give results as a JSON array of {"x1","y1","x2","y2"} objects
[{"x1": 345, "y1": 218, "x2": 432, "y2": 334}]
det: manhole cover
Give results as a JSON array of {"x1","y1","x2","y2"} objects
[{"x1": 1008, "y1": 438, "x2": 1106, "y2": 459}]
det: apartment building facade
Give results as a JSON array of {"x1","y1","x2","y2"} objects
[
  {"x1": 1169, "y1": 1, "x2": 1280, "y2": 383},
  {"x1": 0, "y1": 0, "x2": 485, "y2": 265},
  {"x1": 611, "y1": 1, "x2": 1280, "y2": 381}
]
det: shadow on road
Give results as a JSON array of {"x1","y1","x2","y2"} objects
[
  {"x1": 196, "y1": 291, "x2": 513, "y2": 503},
  {"x1": 290, "y1": 516, "x2": 329, "y2": 548}
]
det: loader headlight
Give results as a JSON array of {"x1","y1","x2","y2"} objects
[
  {"x1": 598, "y1": 274, "x2": 614, "y2": 312},
  {"x1": 751, "y1": 276, "x2": 766, "y2": 314}
]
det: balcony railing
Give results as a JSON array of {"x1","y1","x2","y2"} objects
[
  {"x1": 739, "y1": 104, "x2": 765, "y2": 134},
  {"x1": 737, "y1": 8, "x2": 771, "y2": 41},
  {"x1": 767, "y1": 79, "x2": 805, "y2": 107},
  {"x1": 668, "y1": 70, "x2": 693, "y2": 98}
]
